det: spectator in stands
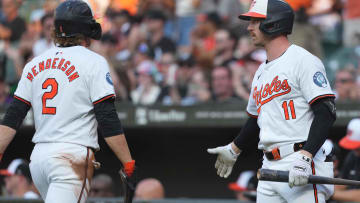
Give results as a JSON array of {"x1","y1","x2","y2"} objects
[
  {"x1": 342, "y1": 0, "x2": 360, "y2": 47},
  {"x1": 331, "y1": 118, "x2": 360, "y2": 202},
  {"x1": 175, "y1": 0, "x2": 201, "y2": 53},
  {"x1": 0, "y1": 0, "x2": 27, "y2": 86},
  {"x1": 286, "y1": 0, "x2": 324, "y2": 58},
  {"x1": 0, "y1": 79, "x2": 11, "y2": 107},
  {"x1": 0, "y1": 0, "x2": 26, "y2": 42},
  {"x1": 228, "y1": 170, "x2": 258, "y2": 201},
  {"x1": 213, "y1": 29, "x2": 237, "y2": 67},
  {"x1": 157, "y1": 52, "x2": 178, "y2": 103},
  {"x1": 144, "y1": 9, "x2": 176, "y2": 62},
  {"x1": 33, "y1": 12, "x2": 55, "y2": 57},
  {"x1": 334, "y1": 67, "x2": 358, "y2": 101},
  {"x1": 89, "y1": 174, "x2": 115, "y2": 197},
  {"x1": 161, "y1": 55, "x2": 195, "y2": 105},
  {"x1": 134, "y1": 178, "x2": 165, "y2": 200},
  {"x1": 131, "y1": 60, "x2": 161, "y2": 105},
  {"x1": 191, "y1": 12, "x2": 221, "y2": 57},
  {"x1": 181, "y1": 69, "x2": 211, "y2": 105},
  {"x1": 104, "y1": 9, "x2": 132, "y2": 50},
  {"x1": 211, "y1": 66, "x2": 241, "y2": 103},
  {"x1": 234, "y1": 35, "x2": 255, "y2": 59},
  {"x1": 232, "y1": 49, "x2": 266, "y2": 101},
  {"x1": 0, "y1": 159, "x2": 39, "y2": 199}
]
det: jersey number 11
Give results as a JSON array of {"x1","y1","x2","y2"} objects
[{"x1": 282, "y1": 100, "x2": 296, "y2": 120}]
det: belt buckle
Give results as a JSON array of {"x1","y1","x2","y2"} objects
[{"x1": 271, "y1": 148, "x2": 281, "y2": 160}]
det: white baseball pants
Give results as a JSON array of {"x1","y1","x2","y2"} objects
[
  {"x1": 29, "y1": 143, "x2": 94, "y2": 203},
  {"x1": 257, "y1": 146, "x2": 334, "y2": 203}
]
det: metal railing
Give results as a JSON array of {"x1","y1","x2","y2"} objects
[{"x1": 0, "y1": 198, "x2": 251, "y2": 203}]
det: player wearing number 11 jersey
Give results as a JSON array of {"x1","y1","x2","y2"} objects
[
  {"x1": 208, "y1": 0, "x2": 337, "y2": 202},
  {"x1": 0, "y1": 1, "x2": 136, "y2": 203}
]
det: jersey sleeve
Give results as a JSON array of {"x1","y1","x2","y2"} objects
[
  {"x1": 14, "y1": 64, "x2": 32, "y2": 105},
  {"x1": 298, "y1": 56, "x2": 335, "y2": 104},
  {"x1": 246, "y1": 74, "x2": 259, "y2": 118},
  {"x1": 88, "y1": 57, "x2": 116, "y2": 104}
]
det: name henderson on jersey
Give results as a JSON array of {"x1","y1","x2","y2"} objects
[{"x1": 26, "y1": 57, "x2": 79, "y2": 83}]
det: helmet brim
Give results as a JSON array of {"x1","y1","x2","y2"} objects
[{"x1": 238, "y1": 12, "x2": 266, "y2": 21}]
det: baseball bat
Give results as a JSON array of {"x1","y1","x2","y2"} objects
[{"x1": 258, "y1": 169, "x2": 360, "y2": 186}]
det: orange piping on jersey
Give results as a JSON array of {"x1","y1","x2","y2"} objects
[
  {"x1": 93, "y1": 94, "x2": 115, "y2": 105},
  {"x1": 309, "y1": 94, "x2": 335, "y2": 105},
  {"x1": 257, "y1": 106, "x2": 261, "y2": 114},
  {"x1": 14, "y1": 95, "x2": 31, "y2": 106},
  {"x1": 311, "y1": 161, "x2": 319, "y2": 203},
  {"x1": 246, "y1": 111, "x2": 258, "y2": 118}
]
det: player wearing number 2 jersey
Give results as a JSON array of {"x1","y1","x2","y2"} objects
[
  {"x1": 0, "y1": 1, "x2": 136, "y2": 203},
  {"x1": 208, "y1": 0, "x2": 336, "y2": 202}
]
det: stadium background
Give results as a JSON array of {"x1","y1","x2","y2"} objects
[{"x1": 0, "y1": 0, "x2": 359, "y2": 201}]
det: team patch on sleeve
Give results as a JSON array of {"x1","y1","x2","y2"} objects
[
  {"x1": 313, "y1": 72, "x2": 327, "y2": 88},
  {"x1": 106, "y1": 72, "x2": 113, "y2": 85}
]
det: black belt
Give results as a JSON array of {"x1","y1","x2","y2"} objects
[{"x1": 264, "y1": 141, "x2": 306, "y2": 161}]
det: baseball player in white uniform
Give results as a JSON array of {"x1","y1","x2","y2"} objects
[
  {"x1": 0, "y1": 1, "x2": 136, "y2": 203},
  {"x1": 208, "y1": 0, "x2": 337, "y2": 203}
]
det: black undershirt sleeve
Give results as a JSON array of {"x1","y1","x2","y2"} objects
[
  {"x1": 1, "y1": 98, "x2": 31, "y2": 130},
  {"x1": 94, "y1": 98, "x2": 124, "y2": 137},
  {"x1": 233, "y1": 116, "x2": 260, "y2": 151},
  {"x1": 303, "y1": 97, "x2": 336, "y2": 157}
]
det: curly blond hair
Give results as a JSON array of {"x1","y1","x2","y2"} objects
[{"x1": 51, "y1": 29, "x2": 90, "y2": 47}]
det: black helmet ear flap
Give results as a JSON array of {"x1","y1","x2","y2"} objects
[{"x1": 90, "y1": 22, "x2": 102, "y2": 40}]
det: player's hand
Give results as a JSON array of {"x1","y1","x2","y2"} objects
[
  {"x1": 288, "y1": 152, "x2": 312, "y2": 188},
  {"x1": 207, "y1": 143, "x2": 241, "y2": 178},
  {"x1": 120, "y1": 160, "x2": 137, "y2": 203}
]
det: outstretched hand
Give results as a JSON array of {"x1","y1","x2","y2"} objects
[{"x1": 207, "y1": 143, "x2": 241, "y2": 178}]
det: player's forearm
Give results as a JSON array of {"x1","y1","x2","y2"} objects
[
  {"x1": 303, "y1": 98, "x2": 336, "y2": 157},
  {"x1": 105, "y1": 134, "x2": 133, "y2": 165},
  {"x1": 0, "y1": 125, "x2": 16, "y2": 154},
  {"x1": 332, "y1": 189, "x2": 360, "y2": 202},
  {"x1": 233, "y1": 117, "x2": 260, "y2": 151}
]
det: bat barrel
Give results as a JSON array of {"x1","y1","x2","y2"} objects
[
  {"x1": 258, "y1": 169, "x2": 360, "y2": 186},
  {"x1": 258, "y1": 169, "x2": 289, "y2": 182}
]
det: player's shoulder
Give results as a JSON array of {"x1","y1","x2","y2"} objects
[
  {"x1": 289, "y1": 44, "x2": 322, "y2": 63},
  {"x1": 75, "y1": 46, "x2": 108, "y2": 66}
]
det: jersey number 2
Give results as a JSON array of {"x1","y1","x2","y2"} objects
[
  {"x1": 42, "y1": 78, "x2": 58, "y2": 115},
  {"x1": 282, "y1": 100, "x2": 296, "y2": 120}
]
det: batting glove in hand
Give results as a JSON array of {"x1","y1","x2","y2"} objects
[
  {"x1": 120, "y1": 160, "x2": 137, "y2": 203},
  {"x1": 288, "y1": 153, "x2": 312, "y2": 188},
  {"x1": 207, "y1": 143, "x2": 240, "y2": 178}
]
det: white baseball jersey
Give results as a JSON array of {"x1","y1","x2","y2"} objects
[
  {"x1": 15, "y1": 46, "x2": 115, "y2": 149},
  {"x1": 246, "y1": 45, "x2": 335, "y2": 151}
]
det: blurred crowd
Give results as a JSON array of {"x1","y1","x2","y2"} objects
[{"x1": 0, "y1": 0, "x2": 359, "y2": 108}]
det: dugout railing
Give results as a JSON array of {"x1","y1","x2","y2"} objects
[
  {"x1": 0, "y1": 198, "x2": 250, "y2": 203},
  {"x1": 0, "y1": 198, "x2": 358, "y2": 203}
]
